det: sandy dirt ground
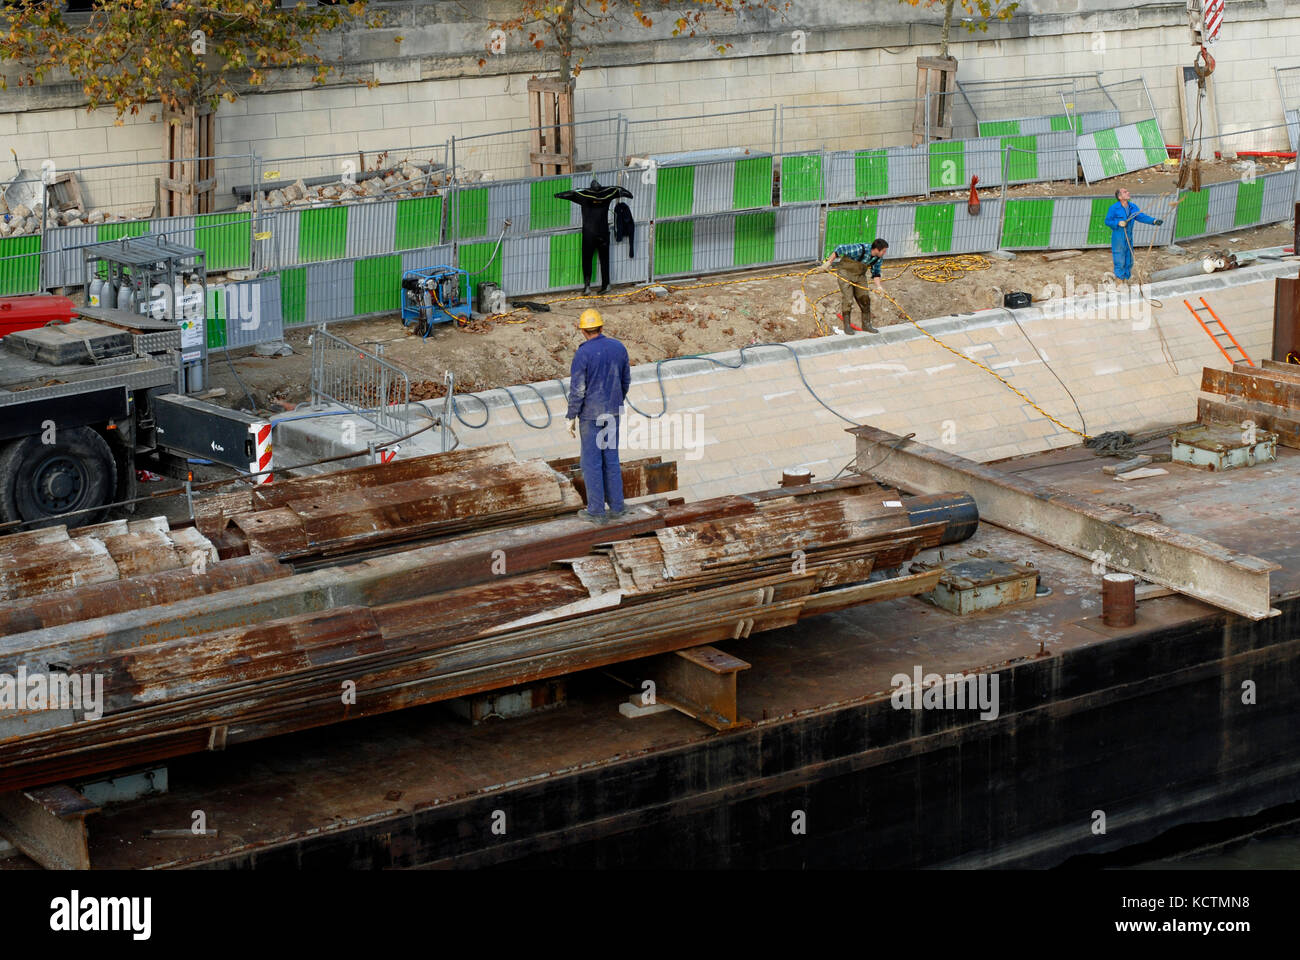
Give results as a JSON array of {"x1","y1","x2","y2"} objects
[{"x1": 205, "y1": 159, "x2": 1296, "y2": 410}]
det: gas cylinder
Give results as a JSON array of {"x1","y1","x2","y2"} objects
[{"x1": 88, "y1": 276, "x2": 104, "y2": 307}]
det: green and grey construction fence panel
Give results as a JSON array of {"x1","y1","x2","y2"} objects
[
  {"x1": 0, "y1": 235, "x2": 41, "y2": 296},
  {"x1": 500, "y1": 224, "x2": 652, "y2": 296},
  {"x1": 998, "y1": 194, "x2": 1174, "y2": 252},
  {"x1": 34, "y1": 212, "x2": 252, "y2": 289},
  {"x1": 1077, "y1": 118, "x2": 1169, "y2": 184},
  {"x1": 252, "y1": 196, "x2": 445, "y2": 272},
  {"x1": 449, "y1": 169, "x2": 654, "y2": 243},
  {"x1": 820, "y1": 132, "x2": 1076, "y2": 204},
  {"x1": 822, "y1": 199, "x2": 1004, "y2": 260},
  {"x1": 651, "y1": 154, "x2": 774, "y2": 219},
  {"x1": 1167, "y1": 170, "x2": 1299, "y2": 244},
  {"x1": 976, "y1": 110, "x2": 1119, "y2": 137},
  {"x1": 206, "y1": 276, "x2": 284, "y2": 351},
  {"x1": 1287, "y1": 109, "x2": 1299, "y2": 153},
  {"x1": 274, "y1": 244, "x2": 454, "y2": 327},
  {"x1": 651, "y1": 205, "x2": 819, "y2": 280}
]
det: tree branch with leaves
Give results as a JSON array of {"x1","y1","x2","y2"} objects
[
  {"x1": 474, "y1": 0, "x2": 791, "y2": 82},
  {"x1": 0, "y1": 0, "x2": 387, "y2": 118},
  {"x1": 899, "y1": 0, "x2": 1020, "y2": 57}
]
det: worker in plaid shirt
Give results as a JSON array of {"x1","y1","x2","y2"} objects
[{"x1": 820, "y1": 238, "x2": 888, "y2": 334}]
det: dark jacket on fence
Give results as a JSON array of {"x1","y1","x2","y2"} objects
[{"x1": 613, "y1": 201, "x2": 635, "y2": 257}]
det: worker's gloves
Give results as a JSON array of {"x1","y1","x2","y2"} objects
[
  {"x1": 1154, "y1": 219, "x2": 1165, "y2": 226},
  {"x1": 1118, "y1": 220, "x2": 1127, "y2": 227},
  {"x1": 567, "y1": 418, "x2": 578, "y2": 438}
]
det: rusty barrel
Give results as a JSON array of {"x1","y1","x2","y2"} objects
[{"x1": 1101, "y1": 573, "x2": 1136, "y2": 627}]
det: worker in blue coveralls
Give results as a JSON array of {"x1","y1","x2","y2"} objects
[
  {"x1": 566, "y1": 308, "x2": 631, "y2": 524},
  {"x1": 1104, "y1": 188, "x2": 1164, "y2": 281}
]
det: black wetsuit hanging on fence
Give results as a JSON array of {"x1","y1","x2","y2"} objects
[{"x1": 555, "y1": 180, "x2": 634, "y2": 293}]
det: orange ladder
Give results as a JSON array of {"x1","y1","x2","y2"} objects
[{"x1": 1184, "y1": 297, "x2": 1254, "y2": 367}]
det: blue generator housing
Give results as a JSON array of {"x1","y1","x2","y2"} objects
[{"x1": 401, "y1": 266, "x2": 472, "y2": 338}]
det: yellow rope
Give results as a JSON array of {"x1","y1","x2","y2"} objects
[{"x1": 806, "y1": 253, "x2": 1092, "y2": 439}]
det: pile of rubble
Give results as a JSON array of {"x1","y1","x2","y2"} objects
[
  {"x1": 235, "y1": 161, "x2": 459, "y2": 212},
  {"x1": 0, "y1": 202, "x2": 143, "y2": 237}
]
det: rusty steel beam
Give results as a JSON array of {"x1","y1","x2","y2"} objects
[
  {"x1": 1198, "y1": 397, "x2": 1300, "y2": 449},
  {"x1": 851, "y1": 426, "x2": 1279, "y2": 620},
  {"x1": 546, "y1": 455, "x2": 679, "y2": 501},
  {"x1": 632, "y1": 646, "x2": 752, "y2": 731},
  {"x1": 0, "y1": 554, "x2": 290, "y2": 636},
  {"x1": 0, "y1": 784, "x2": 99, "y2": 870},
  {"x1": 1202, "y1": 366, "x2": 1300, "y2": 410}
]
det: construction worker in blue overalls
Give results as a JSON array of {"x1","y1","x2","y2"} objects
[
  {"x1": 566, "y1": 308, "x2": 631, "y2": 523},
  {"x1": 1104, "y1": 188, "x2": 1164, "y2": 281}
]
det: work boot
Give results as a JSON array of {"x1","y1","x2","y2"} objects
[
  {"x1": 838, "y1": 312, "x2": 854, "y2": 335},
  {"x1": 861, "y1": 322, "x2": 880, "y2": 334},
  {"x1": 576, "y1": 508, "x2": 608, "y2": 524},
  {"x1": 597, "y1": 284, "x2": 610, "y2": 294},
  {"x1": 607, "y1": 507, "x2": 628, "y2": 519},
  {"x1": 582, "y1": 285, "x2": 591, "y2": 295}
]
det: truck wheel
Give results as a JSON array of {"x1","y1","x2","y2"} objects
[{"x1": 0, "y1": 427, "x2": 117, "y2": 529}]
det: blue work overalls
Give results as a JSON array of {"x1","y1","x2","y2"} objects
[
  {"x1": 566, "y1": 333, "x2": 632, "y2": 516},
  {"x1": 1103, "y1": 200, "x2": 1157, "y2": 280}
]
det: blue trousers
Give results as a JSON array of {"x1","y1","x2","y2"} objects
[
  {"x1": 1111, "y1": 233, "x2": 1133, "y2": 280},
  {"x1": 579, "y1": 415, "x2": 624, "y2": 515}
]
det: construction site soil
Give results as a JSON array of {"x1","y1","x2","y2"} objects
[{"x1": 205, "y1": 159, "x2": 1294, "y2": 411}]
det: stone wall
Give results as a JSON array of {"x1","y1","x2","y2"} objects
[{"x1": 1, "y1": 0, "x2": 1296, "y2": 213}]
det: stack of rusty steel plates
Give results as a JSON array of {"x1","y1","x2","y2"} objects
[
  {"x1": 1198, "y1": 361, "x2": 1300, "y2": 448},
  {"x1": 0, "y1": 444, "x2": 976, "y2": 791}
]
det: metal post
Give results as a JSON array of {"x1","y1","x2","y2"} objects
[
  {"x1": 38, "y1": 179, "x2": 48, "y2": 291},
  {"x1": 924, "y1": 93, "x2": 932, "y2": 199},
  {"x1": 450, "y1": 136, "x2": 457, "y2": 184},
  {"x1": 249, "y1": 152, "x2": 258, "y2": 273},
  {"x1": 771, "y1": 104, "x2": 777, "y2": 156},
  {"x1": 998, "y1": 150, "x2": 1008, "y2": 252},
  {"x1": 441, "y1": 370, "x2": 454, "y2": 454}
]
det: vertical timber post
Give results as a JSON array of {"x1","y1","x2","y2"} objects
[
  {"x1": 528, "y1": 77, "x2": 576, "y2": 177},
  {"x1": 163, "y1": 104, "x2": 216, "y2": 216},
  {"x1": 913, "y1": 56, "x2": 957, "y2": 146}
]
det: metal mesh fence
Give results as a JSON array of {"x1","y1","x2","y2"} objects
[
  {"x1": 1212, "y1": 119, "x2": 1297, "y2": 156},
  {"x1": 1277, "y1": 66, "x2": 1300, "y2": 152},
  {"x1": 310, "y1": 326, "x2": 411, "y2": 437},
  {"x1": 952, "y1": 74, "x2": 1108, "y2": 138},
  {"x1": 1, "y1": 154, "x2": 255, "y2": 238},
  {"x1": 778, "y1": 98, "x2": 928, "y2": 155},
  {"x1": 621, "y1": 108, "x2": 778, "y2": 162},
  {"x1": 1067, "y1": 78, "x2": 1153, "y2": 131},
  {"x1": 452, "y1": 116, "x2": 620, "y2": 183},
  {"x1": 250, "y1": 143, "x2": 451, "y2": 216},
  {"x1": 1073, "y1": 79, "x2": 1166, "y2": 184}
]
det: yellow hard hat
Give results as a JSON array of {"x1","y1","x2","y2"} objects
[{"x1": 578, "y1": 308, "x2": 603, "y2": 330}]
